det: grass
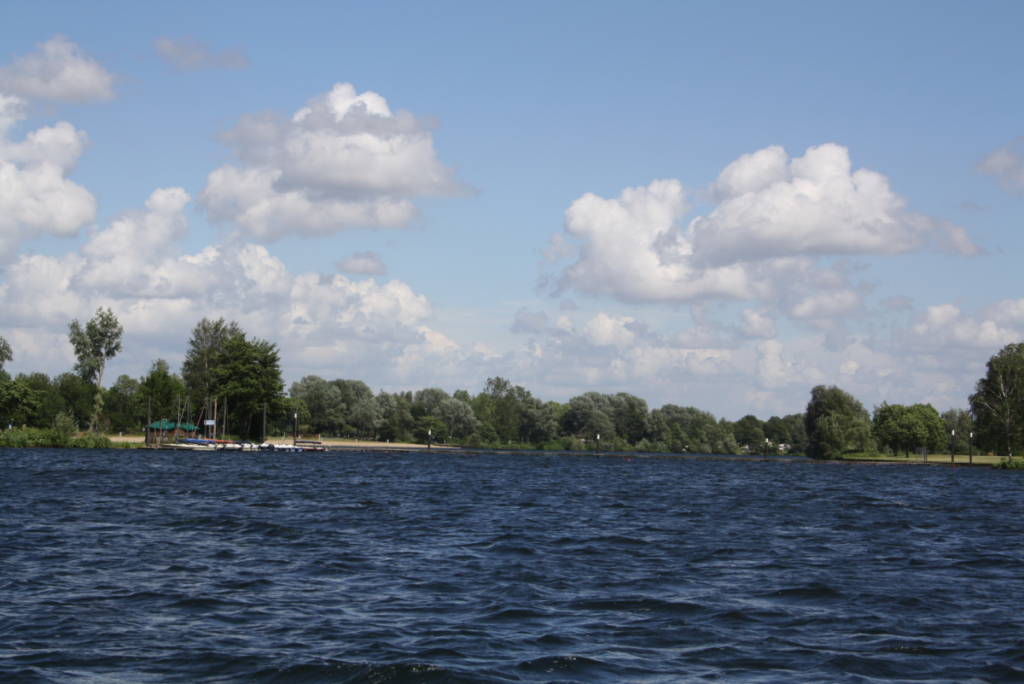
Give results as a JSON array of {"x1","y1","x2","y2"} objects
[{"x1": 840, "y1": 451, "x2": 1005, "y2": 465}]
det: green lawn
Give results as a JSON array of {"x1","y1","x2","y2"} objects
[{"x1": 841, "y1": 452, "x2": 1005, "y2": 465}]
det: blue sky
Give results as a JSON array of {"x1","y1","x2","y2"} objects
[{"x1": 2, "y1": 0, "x2": 1023, "y2": 419}]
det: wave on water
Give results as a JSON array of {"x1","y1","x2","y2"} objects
[{"x1": 1, "y1": 448, "x2": 1022, "y2": 683}]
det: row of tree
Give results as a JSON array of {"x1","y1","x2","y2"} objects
[
  {"x1": 2, "y1": 311, "x2": 1023, "y2": 457},
  {"x1": 802, "y1": 341, "x2": 1024, "y2": 460}
]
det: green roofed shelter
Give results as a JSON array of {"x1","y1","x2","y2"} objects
[{"x1": 148, "y1": 420, "x2": 198, "y2": 431}]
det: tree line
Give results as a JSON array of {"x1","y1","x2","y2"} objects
[{"x1": 1, "y1": 310, "x2": 1023, "y2": 457}]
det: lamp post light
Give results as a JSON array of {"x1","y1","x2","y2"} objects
[{"x1": 951, "y1": 430, "x2": 955, "y2": 465}]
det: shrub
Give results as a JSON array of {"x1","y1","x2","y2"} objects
[
  {"x1": 52, "y1": 411, "x2": 77, "y2": 446},
  {"x1": 993, "y1": 458, "x2": 1024, "y2": 470}
]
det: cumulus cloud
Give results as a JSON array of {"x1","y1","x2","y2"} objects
[
  {"x1": 0, "y1": 36, "x2": 114, "y2": 103},
  {"x1": 0, "y1": 94, "x2": 97, "y2": 262},
  {"x1": 977, "y1": 139, "x2": 1024, "y2": 196},
  {"x1": 198, "y1": 82, "x2": 467, "y2": 240},
  {"x1": 583, "y1": 312, "x2": 637, "y2": 349},
  {"x1": 693, "y1": 144, "x2": 978, "y2": 264},
  {"x1": 337, "y1": 251, "x2": 386, "y2": 275},
  {"x1": 155, "y1": 36, "x2": 249, "y2": 71},
  {"x1": 545, "y1": 144, "x2": 980, "y2": 315},
  {"x1": 0, "y1": 187, "x2": 463, "y2": 385},
  {"x1": 894, "y1": 300, "x2": 1024, "y2": 351}
]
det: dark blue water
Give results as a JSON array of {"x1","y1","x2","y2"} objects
[{"x1": 1, "y1": 450, "x2": 1022, "y2": 683}]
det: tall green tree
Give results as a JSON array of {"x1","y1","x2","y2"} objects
[
  {"x1": 482, "y1": 377, "x2": 531, "y2": 442},
  {"x1": 0, "y1": 335, "x2": 12, "y2": 382},
  {"x1": 181, "y1": 317, "x2": 242, "y2": 414},
  {"x1": 805, "y1": 385, "x2": 869, "y2": 459},
  {"x1": 68, "y1": 307, "x2": 123, "y2": 432},
  {"x1": 0, "y1": 378, "x2": 41, "y2": 428},
  {"x1": 970, "y1": 342, "x2": 1024, "y2": 457},
  {"x1": 211, "y1": 334, "x2": 286, "y2": 439},
  {"x1": 139, "y1": 360, "x2": 188, "y2": 425}
]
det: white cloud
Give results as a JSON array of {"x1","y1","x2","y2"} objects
[
  {"x1": 545, "y1": 144, "x2": 979, "y2": 314},
  {"x1": 198, "y1": 82, "x2": 467, "y2": 240},
  {"x1": 895, "y1": 301, "x2": 1024, "y2": 351},
  {"x1": 154, "y1": 36, "x2": 249, "y2": 71},
  {"x1": 0, "y1": 94, "x2": 97, "y2": 262},
  {"x1": 755, "y1": 339, "x2": 822, "y2": 390},
  {"x1": 0, "y1": 187, "x2": 452, "y2": 384},
  {"x1": 977, "y1": 139, "x2": 1024, "y2": 196},
  {"x1": 583, "y1": 312, "x2": 637, "y2": 349},
  {"x1": 0, "y1": 36, "x2": 114, "y2": 103},
  {"x1": 693, "y1": 144, "x2": 979, "y2": 264},
  {"x1": 789, "y1": 290, "x2": 862, "y2": 320},
  {"x1": 337, "y1": 251, "x2": 386, "y2": 275},
  {"x1": 739, "y1": 308, "x2": 777, "y2": 339}
]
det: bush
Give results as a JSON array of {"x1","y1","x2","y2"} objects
[
  {"x1": 993, "y1": 458, "x2": 1024, "y2": 470},
  {"x1": 52, "y1": 411, "x2": 76, "y2": 446},
  {"x1": 69, "y1": 433, "x2": 114, "y2": 448},
  {"x1": 0, "y1": 424, "x2": 113, "y2": 448}
]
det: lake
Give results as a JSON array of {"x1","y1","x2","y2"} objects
[{"x1": 1, "y1": 449, "x2": 1021, "y2": 683}]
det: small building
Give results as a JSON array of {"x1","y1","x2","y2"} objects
[{"x1": 146, "y1": 419, "x2": 199, "y2": 443}]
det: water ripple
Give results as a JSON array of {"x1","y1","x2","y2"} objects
[{"x1": 1, "y1": 449, "x2": 1022, "y2": 682}]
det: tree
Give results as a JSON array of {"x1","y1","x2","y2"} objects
[
  {"x1": 139, "y1": 360, "x2": 188, "y2": 425},
  {"x1": 181, "y1": 318, "x2": 241, "y2": 423},
  {"x1": 290, "y1": 376, "x2": 345, "y2": 433},
  {"x1": 0, "y1": 335, "x2": 12, "y2": 380},
  {"x1": 763, "y1": 416, "x2": 791, "y2": 447},
  {"x1": 52, "y1": 372, "x2": 96, "y2": 429},
  {"x1": 519, "y1": 398, "x2": 559, "y2": 445},
  {"x1": 105, "y1": 374, "x2": 141, "y2": 431},
  {"x1": 908, "y1": 403, "x2": 946, "y2": 453},
  {"x1": 733, "y1": 414, "x2": 766, "y2": 450},
  {"x1": 414, "y1": 387, "x2": 451, "y2": 415},
  {"x1": 805, "y1": 385, "x2": 869, "y2": 459},
  {"x1": 584, "y1": 411, "x2": 615, "y2": 444},
  {"x1": 349, "y1": 395, "x2": 382, "y2": 437},
  {"x1": 211, "y1": 334, "x2": 286, "y2": 439},
  {"x1": 68, "y1": 307, "x2": 123, "y2": 432},
  {"x1": 970, "y1": 342, "x2": 1024, "y2": 457},
  {"x1": 612, "y1": 393, "x2": 649, "y2": 444},
  {"x1": 0, "y1": 378, "x2": 41, "y2": 428},
  {"x1": 435, "y1": 396, "x2": 481, "y2": 441},
  {"x1": 873, "y1": 403, "x2": 927, "y2": 457},
  {"x1": 941, "y1": 408, "x2": 974, "y2": 454},
  {"x1": 782, "y1": 414, "x2": 808, "y2": 455},
  {"x1": 482, "y1": 377, "x2": 531, "y2": 442}
]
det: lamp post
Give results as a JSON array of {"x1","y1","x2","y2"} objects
[
  {"x1": 428, "y1": 428, "x2": 432, "y2": 451},
  {"x1": 969, "y1": 432, "x2": 974, "y2": 465},
  {"x1": 596, "y1": 433, "x2": 600, "y2": 455},
  {"x1": 765, "y1": 437, "x2": 769, "y2": 460},
  {"x1": 951, "y1": 430, "x2": 955, "y2": 465}
]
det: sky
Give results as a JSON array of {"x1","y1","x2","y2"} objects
[{"x1": 1, "y1": 0, "x2": 1023, "y2": 420}]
